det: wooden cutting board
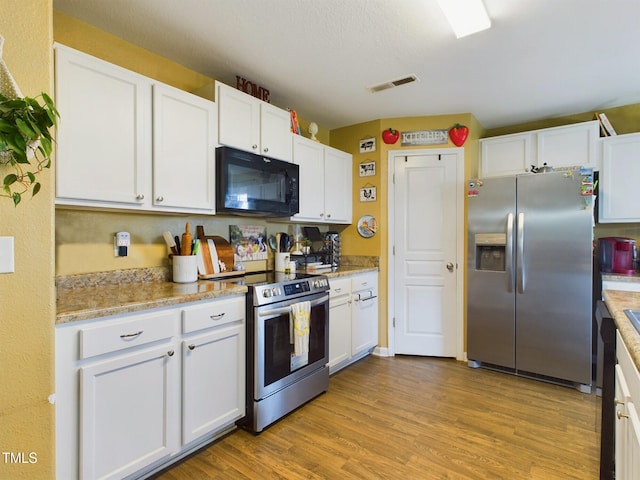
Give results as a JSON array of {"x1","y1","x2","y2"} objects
[{"x1": 196, "y1": 225, "x2": 237, "y2": 278}]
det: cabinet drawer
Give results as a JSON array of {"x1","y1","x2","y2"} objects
[
  {"x1": 329, "y1": 278, "x2": 351, "y2": 298},
  {"x1": 351, "y1": 272, "x2": 378, "y2": 292},
  {"x1": 80, "y1": 310, "x2": 177, "y2": 359},
  {"x1": 182, "y1": 295, "x2": 245, "y2": 334}
]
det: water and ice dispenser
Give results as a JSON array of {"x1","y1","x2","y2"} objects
[{"x1": 475, "y1": 233, "x2": 506, "y2": 271}]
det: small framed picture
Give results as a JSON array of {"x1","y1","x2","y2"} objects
[
  {"x1": 359, "y1": 186, "x2": 377, "y2": 202},
  {"x1": 359, "y1": 161, "x2": 376, "y2": 177},
  {"x1": 359, "y1": 137, "x2": 376, "y2": 153}
]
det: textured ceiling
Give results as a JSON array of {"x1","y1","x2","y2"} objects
[{"x1": 53, "y1": 0, "x2": 640, "y2": 130}]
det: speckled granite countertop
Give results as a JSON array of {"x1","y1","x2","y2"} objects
[
  {"x1": 602, "y1": 273, "x2": 640, "y2": 283},
  {"x1": 602, "y1": 289, "x2": 640, "y2": 371},
  {"x1": 56, "y1": 264, "x2": 378, "y2": 325}
]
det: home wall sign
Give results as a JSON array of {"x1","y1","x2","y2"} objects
[
  {"x1": 359, "y1": 161, "x2": 376, "y2": 177},
  {"x1": 235, "y1": 75, "x2": 270, "y2": 102},
  {"x1": 359, "y1": 186, "x2": 377, "y2": 202},
  {"x1": 401, "y1": 129, "x2": 448, "y2": 146}
]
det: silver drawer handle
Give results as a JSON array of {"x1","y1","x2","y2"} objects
[
  {"x1": 361, "y1": 295, "x2": 378, "y2": 303},
  {"x1": 120, "y1": 330, "x2": 143, "y2": 339},
  {"x1": 210, "y1": 313, "x2": 225, "y2": 321},
  {"x1": 334, "y1": 288, "x2": 342, "y2": 293}
]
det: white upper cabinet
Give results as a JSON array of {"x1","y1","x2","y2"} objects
[
  {"x1": 291, "y1": 136, "x2": 352, "y2": 224},
  {"x1": 55, "y1": 44, "x2": 152, "y2": 207},
  {"x1": 599, "y1": 133, "x2": 640, "y2": 223},
  {"x1": 479, "y1": 132, "x2": 533, "y2": 178},
  {"x1": 216, "y1": 81, "x2": 292, "y2": 161},
  {"x1": 54, "y1": 44, "x2": 216, "y2": 213},
  {"x1": 152, "y1": 84, "x2": 216, "y2": 212},
  {"x1": 479, "y1": 120, "x2": 600, "y2": 178},
  {"x1": 536, "y1": 121, "x2": 599, "y2": 170}
]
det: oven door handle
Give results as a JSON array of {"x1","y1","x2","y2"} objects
[{"x1": 257, "y1": 295, "x2": 328, "y2": 318}]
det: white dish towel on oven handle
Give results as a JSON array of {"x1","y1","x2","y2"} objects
[{"x1": 290, "y1": 301, "x2": 311, "y2": 356}]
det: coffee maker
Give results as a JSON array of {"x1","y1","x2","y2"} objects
[{"x1": 599, "y1": 237, "x2": 636, "y2": 275}]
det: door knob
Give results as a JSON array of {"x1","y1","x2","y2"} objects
[{"x1": 446, "y1": 262, "x2": 454, "y2": 272}]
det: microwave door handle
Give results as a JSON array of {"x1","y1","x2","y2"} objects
[
  {"x1": 516, "y1": 212, "x2": 525, "y2": 293},
  {"x1": 506, "y1": 213, "x2": 514, "y2": 292}
]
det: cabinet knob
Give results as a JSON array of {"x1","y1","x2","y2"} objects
[
  {"x1": 319, "y1": 213, "x2": 324, "y2": 217},
  {"x1": 167, "y1": 350, "x2": 175, "y2": 357},
  {"x1": 188, "y1": 344, "x2": 196, "y2": 351},
  {"x1": 446, "y1": 262, "x2": 455, "y2": 272},
  {"x1": 263, "y1": 147, "x2": 269, "y2": 153},
  {"x1": 252, "y1": 144, "x2": 258, "y2": 150},
  {"x1": 156, "y1": 196, "x2": 164, "y2": 202},
  {"x1": 615, "y1": 397, "x2": 625, "y2": 406},
  {"x1": 136, "y1": 194, "x2": 144, "y2": 200},
  {"x1": 617, "y1": 410, "x2": 629, "y2": 420},
  {"x1": 326, "y1": 213, "x2": 331, "y2": 219}
]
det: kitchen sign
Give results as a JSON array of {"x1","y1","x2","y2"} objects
[{"x1": 401, "y1": 129, "x2": 448, "y2": 146}]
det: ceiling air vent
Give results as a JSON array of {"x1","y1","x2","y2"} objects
[{"x1": 368, "y1": 74, "x2": 419, "y2": 93}]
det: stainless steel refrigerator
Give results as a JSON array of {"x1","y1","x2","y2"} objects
[{"x1": 467, "y1": 171, "x2": 593, "y2": 390}]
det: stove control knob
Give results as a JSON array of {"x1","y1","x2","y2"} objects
[{"x1": 263, "y1": 289, "x2": 271, "y2": 298}]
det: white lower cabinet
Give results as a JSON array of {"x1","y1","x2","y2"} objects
[
  {"x1": 180, "y1": 297, "x2": 245, "y2": 445},
  {"x1": 56, "y1": 295, "x2": 245, "y2": 480},
  {"x1": 615, "y1": 331, "x2": 640, "y2": 480},
  {"x1": 351, "y1": 272, "x2": 379, "y2": 357},
  {"x1": 80, "y1": 343, "x2": 180, "y2": 480},
  {"x1": 328, "y1": 272, "x2": 379, "y2": 374}
]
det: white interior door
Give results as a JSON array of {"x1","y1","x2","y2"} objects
[{"x1": 393, "y1": 152, "x2": 459, "y2": 357}]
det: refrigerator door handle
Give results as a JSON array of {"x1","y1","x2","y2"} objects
[
  {"x1": 517, "y1": 212, "x2": 525, "y2": 293},
  {"x1": 506, "y1": 213, "x2": 514, "y2": 292}
]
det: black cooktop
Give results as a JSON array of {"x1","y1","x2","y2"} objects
[{"x1": 233, "y1": 271, "x2": 319, "y2": 287}]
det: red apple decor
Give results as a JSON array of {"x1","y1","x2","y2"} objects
[
  {"x1": 449, "y1": 123, "x2": 469, "y2": 147},
  {"x1": 382, "y1": 128, "x2": 400, "y2": 144}
]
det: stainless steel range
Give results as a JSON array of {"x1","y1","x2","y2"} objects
[{"x1": 236, "y1": 271, "x2": 330, "y2": 433}]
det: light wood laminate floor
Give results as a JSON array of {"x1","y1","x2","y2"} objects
[{"x1": 154, "y1": 355, "x2": 600, "y2": 480}]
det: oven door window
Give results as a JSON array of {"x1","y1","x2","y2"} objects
[{"x1": 263, "y1": 302, "x2": 327, "y2": 388}]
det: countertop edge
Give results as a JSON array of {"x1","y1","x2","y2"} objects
[
  {"x1": 602, "y1": 289, "x2": 640, "y2": 371},
  {"x1": 56, "y1": 266, "x2": 377, "y2": 325}
]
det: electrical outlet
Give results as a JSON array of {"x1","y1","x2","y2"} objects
[
  {"x1": 0, "y1": 236, "x2": 15, "y2": 273},
  {"x1": 114, "y1": 232, "x2": 131, "y2": 257}
]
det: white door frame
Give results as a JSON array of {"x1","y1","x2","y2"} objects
[{"x1": 387, "y1": 148, "x2": 465, "y2": 360}]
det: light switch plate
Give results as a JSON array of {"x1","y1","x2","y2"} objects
[{"x1": 0, "y1": 236, "x2": 15, "y2": 273}]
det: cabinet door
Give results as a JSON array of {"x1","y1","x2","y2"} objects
[
  {"x1": 351, "y1": 274, "x2": 378, "y2": 357},
  {"x1": 479, "y1": 133, "x2": 532, "y2": 178},
  {"x1": 616, "y1": 364, "x2": 631, "y2": 480},
  {"x1": 260, "y1": 103, "x2": 293, "y2": 161},
  {"x1": 217, "y1": 82, "x2": 260, "y2": 153},
  {"x1": 536, "y1": 121, "x2": 599, "y2": 170},
  {"x1": 599, "y1": 133, "x2": 640, "y2": 223},
  {"x1": 152, "y1": 84, "x2": 216, "y2": 212},
  {"x1": 182, "y1": 323, "x2": 245, "y2": 445},
  {"x1": 627, "y1": 402, "x2": 640, "y2": 480},
  {"x1": 292, "y1": 135, "x2": 325, "y2": 222},
  {"x1": 324, "y1": 147, "x2": 353, "y2": 224},
  {"x1": 55, "y1": 44, "x2": 151, "y2": 207},
  {"x1": 329, "y1": 293, "x2": 352, "y2": 373},
  {"x1": 80, "y1": 344, "x2": 179, "y2": 480}
]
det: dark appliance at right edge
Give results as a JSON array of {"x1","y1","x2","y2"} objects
[{"x1": 467, "y1": 171, "x2": 594, "y2": 391}]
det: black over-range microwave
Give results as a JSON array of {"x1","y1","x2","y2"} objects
[{"x1": 215, "y1": 145, "x2": 299, "y2": 217}]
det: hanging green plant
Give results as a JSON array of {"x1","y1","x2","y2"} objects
[{"x1": 0, "y1": 92, "x2": 59, "y2": 206}]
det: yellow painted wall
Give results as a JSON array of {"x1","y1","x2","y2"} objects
[
  {"x1": 331, "y1": 115, "x2": 484, "y2": 348},
  {"x1": 0, "y1": 1, "x2": 55, "y2": 478}
]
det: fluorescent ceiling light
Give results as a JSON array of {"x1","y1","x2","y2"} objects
[{"x1": 436, "y1": 0, "x2": 491, "y2": 38}]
